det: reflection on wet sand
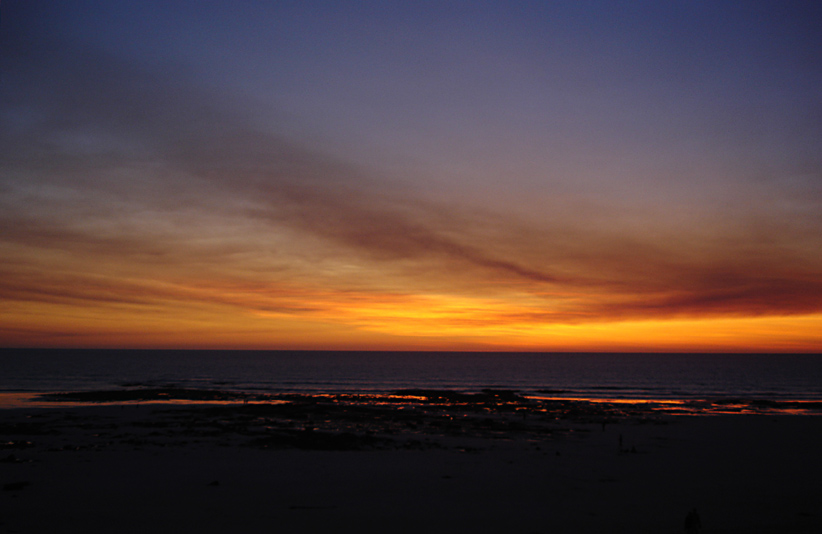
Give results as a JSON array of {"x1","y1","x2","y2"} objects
[
  {"x1": 3, "y1": 388, "x2": 821, "y2": 533},
  {"x1": 0, "y1": 387, "x2": 817, "y2": 453},
  {"x1": 34, "y1": 387, "x2": 822, "y2": 415}
]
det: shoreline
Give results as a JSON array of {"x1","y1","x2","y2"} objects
[
  {"x1": 3, "y1": 389, "x2": 821, "y2": 532},
  {"x1": 3, "y1": 386, "x2": 822, "y2": 415}
]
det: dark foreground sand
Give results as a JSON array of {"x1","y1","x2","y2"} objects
[{"x1": 2, "y1": 390, "x2": 820, "y2": 533}]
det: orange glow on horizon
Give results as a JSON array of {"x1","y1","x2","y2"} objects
[
  {"x1": 3, "y1": 2, "x2": 822, "y2": 355},
  {"x1": 3, "y1": 284, "x2": 821, "y2": 351}
]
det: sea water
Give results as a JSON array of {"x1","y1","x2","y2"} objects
[{"x1": 2, "y1": 349, "x2": 821, "y2": 401}]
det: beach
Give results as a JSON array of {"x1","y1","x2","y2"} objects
[{"x1": 2, "y1": 391, "x2": 820, "y2": 533}]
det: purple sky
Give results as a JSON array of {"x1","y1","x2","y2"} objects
[{"x1": 2, "y1": 1, "x2": 822, "y2": 350}]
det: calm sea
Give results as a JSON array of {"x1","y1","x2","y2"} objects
[{"x1": 2, "y1": 349, "x2": 822, "y2": 401}]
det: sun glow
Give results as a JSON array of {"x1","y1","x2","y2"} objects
[
  {"x1": 3, "y1": 2, "x2": 822, "y2": 352},
  {"x1": 6, "y1": 281, "x2": 820, "y2": 351}
]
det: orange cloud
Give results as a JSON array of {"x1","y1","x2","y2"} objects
[{"x1": 2, "y1": 35, "x2": 822, "y2": 351}]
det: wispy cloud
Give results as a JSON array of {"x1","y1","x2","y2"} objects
[{"x1": 2, "y1": 25, "x2": 822, "y2": 349}]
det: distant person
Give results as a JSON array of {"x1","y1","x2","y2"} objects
[{"x1": 684, "y1": 508, "x2": 701, "y2": 533}]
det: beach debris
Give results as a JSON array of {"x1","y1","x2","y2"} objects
[
  {"x1": 1, "y1": 453, "x2": 30, "y2": 463},
  {"x1": 684, "y1": 507, "x2": 702, "y2": 533},
  {"x1": 1, "y1": 440, "x2": 34, "y2": 449},
  {"x1": 3, "y1": 481, "x2": 30, "y2": 491}
]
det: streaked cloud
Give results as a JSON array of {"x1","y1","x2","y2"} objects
[{"x1": 1, "y1": 1, "x2": 821, "y2": 350}]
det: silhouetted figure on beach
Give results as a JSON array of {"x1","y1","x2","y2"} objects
[{"x1": 684, "y1": 508, "x2": 701, "y2": 533}]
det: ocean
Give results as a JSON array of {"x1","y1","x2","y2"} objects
[{"x1": 2, "y1": 349, "x2": 821, "y2": 402}]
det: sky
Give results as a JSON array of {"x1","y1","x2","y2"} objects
[{"x1": 2, "y1": 1, "x2": 822, "y2": 351}]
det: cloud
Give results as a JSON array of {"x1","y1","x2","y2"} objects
[
  {"x1": 1, "y1": 31, "x2": 566, "y2": 281},
  {"x1": 2, "y1": 28, "x2": 822, "y2": 338}
]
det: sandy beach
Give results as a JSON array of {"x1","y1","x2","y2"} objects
[{"x1": 2, "y1": 391, "x2": 820, "y2": 533}]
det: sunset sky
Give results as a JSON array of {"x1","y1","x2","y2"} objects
[{"x1": 2, "y1": 1, "x2": 821, "y2": 351}]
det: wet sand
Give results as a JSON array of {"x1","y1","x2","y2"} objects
[{"x1": 2, "y1": 390, "x2": 821, "y2": 533}]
